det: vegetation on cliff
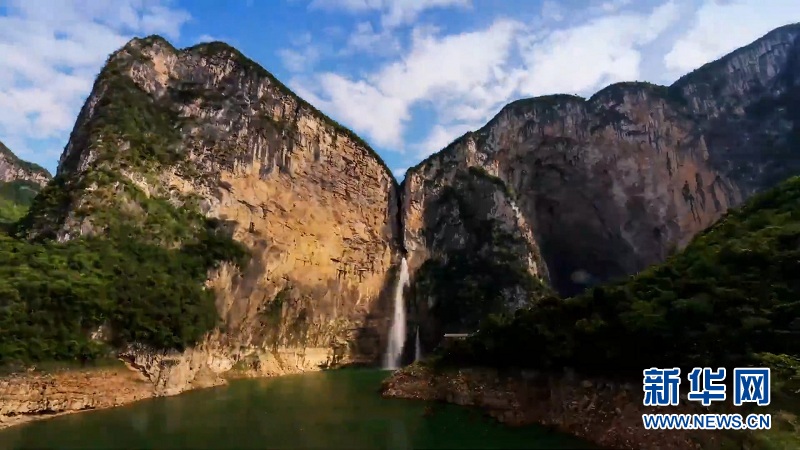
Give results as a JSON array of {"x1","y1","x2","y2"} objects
[
  {"x1": 443, "y1": 175, "x2": 800, "y2": 374},
  {"x1": 1, "y1": 180, "x2": 248, "y2": 367},
  {"x1": 0, "y1": 180, "x2": 41, "y2": 226},
  {"x1": 0, "y1": 227, "x2": 247, "y2": 365},
  {"x1": 0, "y1": 142, "x2": 50, "y2": 226}
]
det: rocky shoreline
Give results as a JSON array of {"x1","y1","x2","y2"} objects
[
  {"x1": 380, "y1": 364, "x2": 737, "y2": 450},
  {"x1": 0, "y1": 364, "x2": 162, "y2": 430},
  {"x1": 0, "y1": 346, "x2": 335, "y2": 430},
  {"x1": 1, "y1": 358, "x2": 783, "y2": 449}
]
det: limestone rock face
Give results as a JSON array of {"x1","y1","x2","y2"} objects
[
  {"x1": 23, "y1": 37, "x2": 402, "y2": 391},
  {"x1": 402, "y1": 142, "x2": 550, "y2": 345},
  {"x1": 404, "y1": 23, "x2": 800, "y2": 297},
  {"x1": 402, "y1": 140, "x2": 545, "y2": 281},
  {"x1": 0, "y1": 141, "x2": 51, "y2": 187}
]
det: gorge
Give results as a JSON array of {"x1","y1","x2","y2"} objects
[{"x1": 0, "y1": 20, "x2": 799, "y2": 450}]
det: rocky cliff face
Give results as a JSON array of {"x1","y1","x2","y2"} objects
[
  {"x1": 404, "y1": 23, "x2": 800, "y2": 308},
  {"x1": 0, "y1": 141, "x2": 51, "y2": 187},
  {"x1": 19, "y1": 36, "x2": 401, "y2": 392},
  {"x1": 0, "y1": 142, "x2": 51, "y2": 223},
  {"x1": 401, "y1": 142, "x2": 552, "y2": 348}
]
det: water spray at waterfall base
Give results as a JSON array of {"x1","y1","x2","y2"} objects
[{"x1": 383, "y1": 257, "x2": 409, "y2": 370}]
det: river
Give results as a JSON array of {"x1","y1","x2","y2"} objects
[{"x1": 0, "y1": 369, "x2": 591, "y2": 449}]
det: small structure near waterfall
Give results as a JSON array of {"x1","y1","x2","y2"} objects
[
  {"x1": 443, "y1": 333, "x2": 470, "y2": 340},
  {"x1": 439, "y1": 333, "x2": 472, "y2": 351}
]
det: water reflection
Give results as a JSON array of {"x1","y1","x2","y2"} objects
[
  {"x1": 387, "y1": 419, "x2": 409, "y2": 450},
  {"x1": 0, "y1": 370, "x2": 593, "y2": 450}
]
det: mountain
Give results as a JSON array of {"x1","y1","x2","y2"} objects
[
  {"x1": 2, "y1": 23, "x2": 800, "y2": 392},
  {"x1": 0, "y1": 141, "x2": 50, "y2": 187},
  {"x1": 7, "y1": 36, "x2": 401, "y2": 391},
  {"x1": 404, "y1": 23, "x2": 800, "y2": 345},
  {"x1": 0, "y1": 141, "x2": 51, "y2": 224}
]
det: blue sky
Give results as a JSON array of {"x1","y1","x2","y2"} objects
[{"x1": 1, "y1": 0, "x2": 800, "y2": 178}]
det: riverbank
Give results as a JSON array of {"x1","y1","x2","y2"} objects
[
  {"x1": 0, "y1": 368, "x2": 593, "y2": 449},
  {"x1": 0, "y1": 346, "x2": 335, "y2": 430},
  {"x1": 0, "y1": 364, "x2": 159, "y2": 430},
  {"x1": 380, "y1": 364, "x2": 740, "y2": 450}
]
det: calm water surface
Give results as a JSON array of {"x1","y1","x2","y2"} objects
[{"x1": 0, "y1": 369, "x2": 591, "y2": 449}]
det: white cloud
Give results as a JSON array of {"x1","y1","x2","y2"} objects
[
  {"x1": 540, "y1": 1, "x2": 565, "y2": 22},
  {"x1": 343, "y1": 21, "x2": 401, "y2": 56},
  {"x1": 413, "y1": 123, "x2": 475, "y2": 157},
  {"x1": 296, "y1": 19, "x2": 521, "y2": 151},
  {"x1": 197, "y1": 34, "x2": 221, "y2": 42},
  {"x1": 308, "y1": 0, "x2": 472, "y2": 28},
  {"x1": 291, "y1": 73, "x2": 410, "y2": 147},
  {"x1": 517, "y1": 0, "x2": 681, "y2": 96},
  {"x1": 664, "y1": 0, "x2": 800, "y2": 76},
  {"x1": 392, "y1": 167, "x2": 407, "y2": 177},
  {"x1": 375, "y1": 20, "x2": 522, "y2": 104},
  {"x1": 279, "y1": 33, "x2": 323, "y2": 73},
  {"x1": 0, "y1": 0, "x2": 191, "y2": 165},
  {"x1": 598, "y1": 0, "x2": 633, "y2": 13},
  {"x1": 279, "y1": 47, "x2": 321, "y2": 72}
]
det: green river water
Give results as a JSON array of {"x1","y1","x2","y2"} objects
[{"x1": 0, "y1": 369, "x2": 591, "y2": 449}]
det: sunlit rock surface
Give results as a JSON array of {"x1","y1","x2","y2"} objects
[
  {"x1": 0, "y1": 141, "x2": 50, "y2": 187},
  {"x1": 20, "y1": 36, "x2": 404, "y2": 393}
]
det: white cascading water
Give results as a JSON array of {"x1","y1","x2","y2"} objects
[
  {"x1": 414, "y1": 326, "x2": 422, "y2": 362},
  {"x1": 383, "y1": 257, "x2": 409, "y2": 370}
]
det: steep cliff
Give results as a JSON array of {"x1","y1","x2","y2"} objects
[
  {"x1": 11, "y1": 36, "x2": 401, "y2": 392},
  {"x1": 0, "y1": 141, "x2": 51, "y2": 224},
  {"x1": 0, "y1": 141, "x2": 51, "y2": 187},
  {"x1": 402, "y1": 141, "x2": 552, "y2": 350},
  {"x1": 404, "y1": 22, "x2": 800, "y2": 317}
]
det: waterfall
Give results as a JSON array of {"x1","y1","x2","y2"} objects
[
  {"x1": 414, "y1": 326, "x2": 422, "y2": 362},
  {"x1": 383, "y1": 257, "x2": 409, "y2": 370}
]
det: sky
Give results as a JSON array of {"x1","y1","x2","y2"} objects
[{"x1": 1, "y1": 0, "x2": 799, "y2": 178}]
